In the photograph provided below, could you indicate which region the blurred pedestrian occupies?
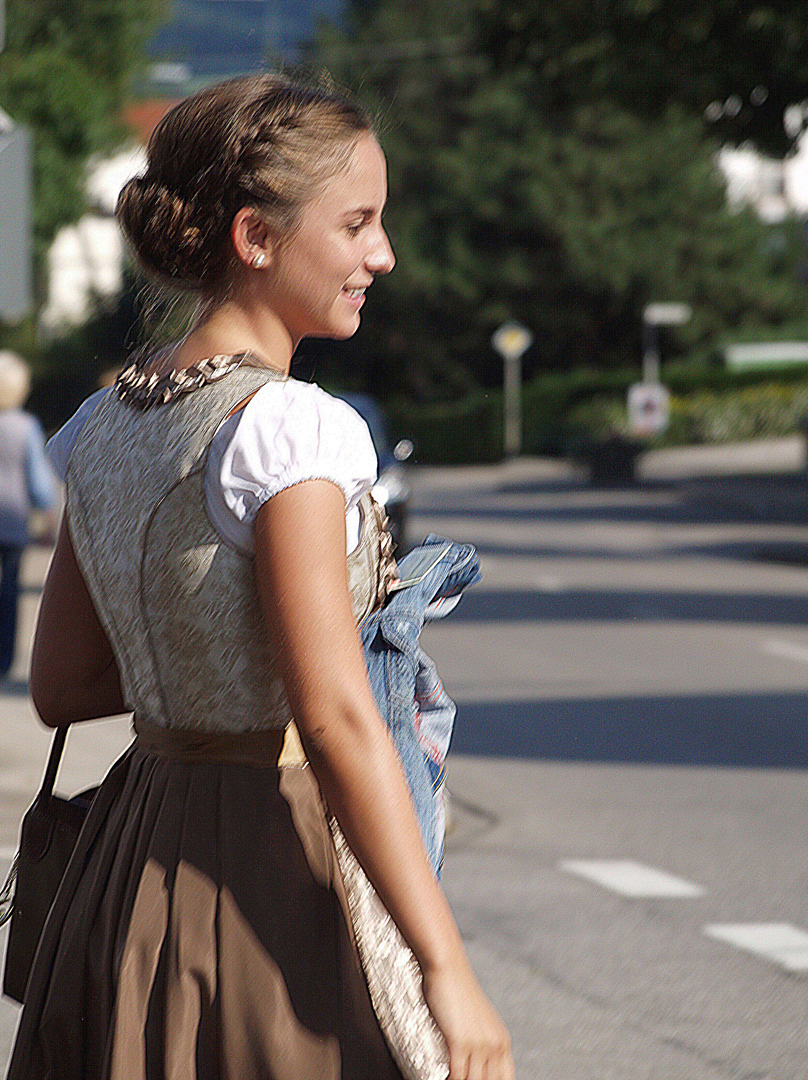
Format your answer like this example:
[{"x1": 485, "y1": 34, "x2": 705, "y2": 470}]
[
  {"x1": 0, "y1": 350, "x2": 57, "y2": 679},
  {"x1": 7, "y1": 75, "x2": 513, "y2": 1080}
]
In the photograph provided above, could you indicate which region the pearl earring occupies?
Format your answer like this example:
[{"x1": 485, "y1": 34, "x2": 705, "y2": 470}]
[{"x1": 252, "y1": 252, "x2": 266, "y2": 269}]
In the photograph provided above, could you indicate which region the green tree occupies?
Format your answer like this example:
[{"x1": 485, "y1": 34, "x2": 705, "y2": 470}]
[
  {"x1": 0, "y1": 0, "x2": 164, "y2": 260},
  {"x1": 475, "y1": 0, "x2": 808, "y2": 158},
  {"x1": 310, "y1": 0, "x2": 808, "y2": 401}
]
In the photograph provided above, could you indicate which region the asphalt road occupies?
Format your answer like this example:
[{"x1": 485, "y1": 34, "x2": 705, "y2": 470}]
[
  {"x1": 1, "y1": 440, "x2": 808, "y2": 1077},
  {"x1": 412, "y1": 447, "x2": 808, "y2": 1079}
]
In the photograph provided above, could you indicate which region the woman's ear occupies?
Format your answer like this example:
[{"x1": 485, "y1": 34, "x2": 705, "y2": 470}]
[{"x1": 231, "y1": 207, "x2": 272, "y2": 270}]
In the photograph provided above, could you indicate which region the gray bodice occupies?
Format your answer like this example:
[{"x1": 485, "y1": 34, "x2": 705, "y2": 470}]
[{"x1": 66, "y1": 368, "x2": 391, "y2": 732}]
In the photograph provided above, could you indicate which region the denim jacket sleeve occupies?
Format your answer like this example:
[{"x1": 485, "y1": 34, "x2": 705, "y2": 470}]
[{"x1": 360, "y1": 536, "x2": 481, "y2": 875}]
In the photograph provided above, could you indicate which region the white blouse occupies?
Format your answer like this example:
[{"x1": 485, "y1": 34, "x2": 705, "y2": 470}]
[{"x1": 47, "y1": 379, "x2": 378, "y2": 554}]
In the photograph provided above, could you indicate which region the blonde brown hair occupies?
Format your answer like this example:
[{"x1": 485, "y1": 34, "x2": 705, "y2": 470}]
[{"x1": 116, "y1": 74, "x2": 372, "y2": 296}]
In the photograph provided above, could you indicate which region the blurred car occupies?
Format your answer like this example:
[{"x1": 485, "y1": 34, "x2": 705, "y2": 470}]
[{"x1": 336, "y1": 392, "x2": 414, "y2": 551}]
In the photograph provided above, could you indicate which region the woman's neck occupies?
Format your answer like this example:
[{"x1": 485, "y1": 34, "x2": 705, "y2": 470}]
[{"x1": 169, "y1": 301, "x2": 295, "y2": 376}]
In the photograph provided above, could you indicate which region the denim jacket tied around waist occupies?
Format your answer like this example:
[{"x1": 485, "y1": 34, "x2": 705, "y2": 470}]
[{"x1": 360, "y1": 535, "x2": 481, "y2": 876}]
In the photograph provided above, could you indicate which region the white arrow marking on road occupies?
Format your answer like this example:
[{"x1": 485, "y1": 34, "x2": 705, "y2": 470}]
[
  {"x1": 762, "y1": 639, "x2": 808, "y2": 665},
  {"x1": 704, "y1": 923, "x2": 808, "y2": 972},
  {"x1": 560, "y1": 859, "x2": 705, "y2": 898}
]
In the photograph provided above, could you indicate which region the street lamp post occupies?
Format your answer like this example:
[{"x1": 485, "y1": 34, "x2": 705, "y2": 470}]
[{"x1": 492, "y1": 319, "x2": 534, "y2": 458}]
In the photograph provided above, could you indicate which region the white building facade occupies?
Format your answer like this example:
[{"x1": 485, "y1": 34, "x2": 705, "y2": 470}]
[
  {"x1": 40, "y1": 145, "x2": 146, "y2": 333},
  {"x1": 718, "y1": 129, "x2": 808, "y2": 224}
]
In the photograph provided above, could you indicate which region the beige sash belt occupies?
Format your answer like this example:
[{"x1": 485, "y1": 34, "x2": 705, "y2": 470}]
[{"x1": 134, "y1": 716, "x2": 307, "y2": 767}]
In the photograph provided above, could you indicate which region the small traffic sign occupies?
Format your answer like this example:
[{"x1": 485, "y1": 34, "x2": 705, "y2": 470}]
[{"x1": 627, "y1": 381, "x2": 670, "y2": 437}]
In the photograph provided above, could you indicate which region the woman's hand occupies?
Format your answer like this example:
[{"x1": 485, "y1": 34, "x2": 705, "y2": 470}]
[{"x1": 422, "y1": 960, "x2": 515, "y2": 1080}]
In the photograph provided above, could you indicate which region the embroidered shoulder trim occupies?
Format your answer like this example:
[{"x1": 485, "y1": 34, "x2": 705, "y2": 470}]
[{"x1": 115, "y1": 352, "x2": 262, "y2": 409}]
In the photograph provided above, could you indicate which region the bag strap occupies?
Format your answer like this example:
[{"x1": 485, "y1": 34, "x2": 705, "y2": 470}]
[{"x1": 40, "y1": 727, "x2": 67, "y2": 802}]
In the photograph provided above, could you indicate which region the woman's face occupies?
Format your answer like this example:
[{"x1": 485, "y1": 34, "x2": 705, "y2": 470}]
[{"x1": 265, "y1": 132, "x2": 395, "y2": 342}]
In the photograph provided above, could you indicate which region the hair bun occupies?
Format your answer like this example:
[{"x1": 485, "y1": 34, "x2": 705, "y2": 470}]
[{"x1": 116, "y1": 174, "x2": 226, "y2": 290}]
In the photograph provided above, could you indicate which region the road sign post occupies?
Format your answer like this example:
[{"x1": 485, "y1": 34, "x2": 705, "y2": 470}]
[
  {"x1": 492, "y1": 319, "x2": 534, "y2": 458},
  {"x1": 630, "y1": 302, "x2": 691, "y2": 438},
  {"x1": 641, "y1": 302, "x2": 691, "y2": 384}
]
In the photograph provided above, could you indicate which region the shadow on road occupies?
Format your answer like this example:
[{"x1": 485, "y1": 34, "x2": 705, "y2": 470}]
[
  {"x1": 493, "y1": 468, "x2": 808, "y2": 520},
  {"x1": 418, "y1": 491, "x2": 716, "y2": 527},
  {"x1": 417, "y1": 464, "x2": 808, "y2": 770},
  {"x1": 449, "y1": 587, "x2": 808, "y2": 625},
  {"x1": 470, "y1": 539, "x2": 781, "y2": 562},
  {"x1": 452, "y1": 691, "x2": 808, "y2": 768},
  {"x1": 0, "y1": 679, "x2": 29, "y2": 699},
  {"x1": 416, "y1": 470, "x2": 808, "y2": 528}
]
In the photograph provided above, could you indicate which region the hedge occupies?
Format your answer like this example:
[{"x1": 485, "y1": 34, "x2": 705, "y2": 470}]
[
  {"x1": 387, "y1": 390, "x2": 504, "y2": 464},
  {"x1": 568, "y1": 379, "x2": 808, "y2": 447},
  {"x1": 388, "y1": 360, "x2": 808, "y2": 464}
]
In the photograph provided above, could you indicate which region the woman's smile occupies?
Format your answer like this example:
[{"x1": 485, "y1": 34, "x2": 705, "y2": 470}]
[{"x1": 260, "y1": 132, "x2": 395, "y2": 343}]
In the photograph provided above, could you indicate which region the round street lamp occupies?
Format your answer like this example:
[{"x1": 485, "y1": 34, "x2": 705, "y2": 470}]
[{"x1": 492, "y1": 319, "x2": 534, "y2": 457}]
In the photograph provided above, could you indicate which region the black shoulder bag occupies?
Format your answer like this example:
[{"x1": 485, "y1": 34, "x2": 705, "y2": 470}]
[{"x1": 0, "y1": 728, "x2": 98, "y2": 1003}]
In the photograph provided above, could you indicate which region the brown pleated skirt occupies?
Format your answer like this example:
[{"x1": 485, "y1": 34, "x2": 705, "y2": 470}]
[{"x1": 6, "y1": 744, "x2": 405, "y2": 1080}]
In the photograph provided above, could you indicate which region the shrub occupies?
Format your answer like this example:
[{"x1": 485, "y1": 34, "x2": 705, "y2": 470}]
[
  {"x1": 387, "y1": 390, "x2": 503, "y2": 465},
  {"x1": 387, "y1": 360, "x2": 808, "y2": 464},
  {"x1": 566, "y1": 379, "x2": 808, "y2": 447}
]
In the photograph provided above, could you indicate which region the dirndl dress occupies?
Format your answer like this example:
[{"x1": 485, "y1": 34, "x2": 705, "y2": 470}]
[{"x1": 6, "y1": 361, "x2": 447, "y2": 1080}]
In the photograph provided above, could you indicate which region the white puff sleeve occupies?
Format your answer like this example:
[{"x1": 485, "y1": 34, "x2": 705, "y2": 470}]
[{"x1": 205, "y1": 379, "x2": 378, "y2": 554}]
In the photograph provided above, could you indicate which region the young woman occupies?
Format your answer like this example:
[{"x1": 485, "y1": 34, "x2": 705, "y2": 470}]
[{"x1": 7, "y1": 76, "x2": 514, "y2": 1080}]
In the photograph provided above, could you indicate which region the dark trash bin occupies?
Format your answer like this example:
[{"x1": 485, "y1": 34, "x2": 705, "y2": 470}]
[{"x1": 576, "y1": 435, "x2": 644, "y2": 486}]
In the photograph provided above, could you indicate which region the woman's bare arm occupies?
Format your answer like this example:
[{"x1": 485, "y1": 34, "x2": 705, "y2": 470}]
[
  {"x1": 254, "y1": 480, "x2": 513, "y2": 1080},
  {"x1": 30, "y1": 514, "x2": 125, "y2": 726}
]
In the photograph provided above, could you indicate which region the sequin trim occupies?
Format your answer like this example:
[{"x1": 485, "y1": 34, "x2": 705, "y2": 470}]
[{"x1": 115, "y1": 352, "x2": 272, "y2": 409}]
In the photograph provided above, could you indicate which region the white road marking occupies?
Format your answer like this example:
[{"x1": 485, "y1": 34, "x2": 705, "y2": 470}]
[
  {"x1": 704, "y1": 923, "x2": 808, "y2": 972},
  {"x1": 762, "y1": 639, "x2": 808, "y2": 666},
  {"x1": 559, "y1": 859, "x2": 705, "y2": 898},
  {"x1": 533, "y1": 575, "x2": 564, "y2": 592}
]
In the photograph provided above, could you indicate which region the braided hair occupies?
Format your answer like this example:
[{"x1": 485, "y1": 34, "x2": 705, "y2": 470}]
[{"x1": 116, "y1": 75, "x2": 372, "y2": 296}]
